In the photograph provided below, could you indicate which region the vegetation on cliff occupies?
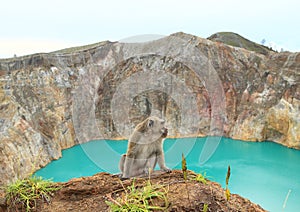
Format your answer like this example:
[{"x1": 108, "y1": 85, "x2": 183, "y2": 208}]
[
  {"x1": 207, "y1": 32, "x2": 273, "y2": 55},
  {"x1": 3, "y1": 176, "x2": 59, "y2": 211}
]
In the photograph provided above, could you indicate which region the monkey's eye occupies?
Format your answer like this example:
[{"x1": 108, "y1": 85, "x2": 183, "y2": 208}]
[{"x1": 148, "y1": 119, "x2": 154, "y2": 127}]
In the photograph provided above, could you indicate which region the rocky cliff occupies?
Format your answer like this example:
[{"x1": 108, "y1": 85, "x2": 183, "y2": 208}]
[{"x1": 0, "y1": 32, "x2": 299, "y2": 186}]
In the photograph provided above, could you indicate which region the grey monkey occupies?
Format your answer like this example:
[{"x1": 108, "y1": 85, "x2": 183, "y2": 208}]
[{"x1": 119, "y1": 116, "x2": 170, "y2": 179}]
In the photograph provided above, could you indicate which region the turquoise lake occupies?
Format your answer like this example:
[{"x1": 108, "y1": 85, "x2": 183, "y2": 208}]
[{"x1": 35, "y1": 137, "x2": 300, "y2": 212}]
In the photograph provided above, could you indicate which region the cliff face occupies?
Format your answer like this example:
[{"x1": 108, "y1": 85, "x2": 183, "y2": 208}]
[{"x1": 0, "y1": 33, "x2": 299, "y2": 185}]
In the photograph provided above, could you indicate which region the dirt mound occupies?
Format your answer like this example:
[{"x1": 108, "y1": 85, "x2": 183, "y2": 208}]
[
  {"x1": 1, "y1": 170, "x2": 266, "y2": 211},
  {"x1": 0, "y1": 170, "x2": 265, "y2": 212}
]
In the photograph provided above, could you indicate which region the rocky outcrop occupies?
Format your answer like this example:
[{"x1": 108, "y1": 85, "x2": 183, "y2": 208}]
[
  {"x1": 0, "y1": 171, "x2": 267, "y2": 211},
  {"x1": 0, "y1": 32, "x2": 299, "y2": 186}
]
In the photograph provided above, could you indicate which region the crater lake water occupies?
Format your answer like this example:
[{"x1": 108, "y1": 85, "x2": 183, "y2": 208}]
[{"x1": 34, "y1": 137, "x2": 300, "y2": 212}]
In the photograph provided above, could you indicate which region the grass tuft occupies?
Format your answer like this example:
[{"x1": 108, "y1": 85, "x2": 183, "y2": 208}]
[
  {"x1": 4, "y1": 175, "x2": 60, "y2": 211},
  {"x1": 202, "y1": 203, "x2": 209, "y2": 212},
  {"x1": 106, "y1": 179, "x2": 169, "y2": 211},
  {"x1": 194, "y1": 172, "x2": 208, "y2": 184}
]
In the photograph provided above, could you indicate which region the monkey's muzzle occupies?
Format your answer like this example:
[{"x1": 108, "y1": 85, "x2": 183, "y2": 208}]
[{"x1": 161, "y1": 127, "x2": 168, "y2": 138}]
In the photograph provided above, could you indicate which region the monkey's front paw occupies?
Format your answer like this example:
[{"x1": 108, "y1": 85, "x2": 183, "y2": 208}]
[
  {"x1": 119, "y1": 174, "x2": 130, "y2": 180},
  {"x1": 162, "y1": 167, "x2": 172, "y2": 173},
  {"x1": 114, "y1": 173, "x2": 123, "y2": 178},
  {"x1": 120, "y1": 177, "x2": 129, "y2": 181}
]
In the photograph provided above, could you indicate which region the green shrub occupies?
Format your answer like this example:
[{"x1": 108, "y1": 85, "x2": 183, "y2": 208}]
[{"x1": 4, "y1": 175, "x2": 60, "y2": 211}]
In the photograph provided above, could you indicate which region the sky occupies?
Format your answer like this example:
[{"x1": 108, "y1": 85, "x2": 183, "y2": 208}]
[{"x1": 1, "y1": 0, "x2": 299, "y2": 58}]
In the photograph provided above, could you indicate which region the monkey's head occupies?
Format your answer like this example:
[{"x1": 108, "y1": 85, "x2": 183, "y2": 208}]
[
  {"x1": 146, "y1": 116, "x2": 168, "y2": 137},
  {"x1": 134, "y1": 116, "x2": 168, "y2": 144}
]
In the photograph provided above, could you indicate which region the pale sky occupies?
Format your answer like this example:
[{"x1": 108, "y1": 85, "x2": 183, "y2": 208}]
[{"x1": 1, "y1": 0, "x2": 299, "y2": 58}]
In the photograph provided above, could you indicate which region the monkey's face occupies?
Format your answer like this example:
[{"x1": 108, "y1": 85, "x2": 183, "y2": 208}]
[{"x1": 147, "y1": 116, "x2": 168, "y2": 137}]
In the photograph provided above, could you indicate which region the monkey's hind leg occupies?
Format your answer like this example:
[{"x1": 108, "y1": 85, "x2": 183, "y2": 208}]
[
  {"x1": 115, "y1": 154, "x2": 126, "y2": 178},
  {"x1": 122, "y1": 156, "x2": 136, "y2": 179}
]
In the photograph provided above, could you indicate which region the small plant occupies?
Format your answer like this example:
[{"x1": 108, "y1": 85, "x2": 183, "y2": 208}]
[
  {"x1": 194, "y1": 172, "x2": 207, "y2": 184},
  {"x1": 182, "y1": 153, "x2": 187, "y2": 180},
  {"x1": 106, "y1": 179, "x2": 169, "y2": 211},
  {"x1": 202, "y1": 203, "x2": 209, "y2": 212},
  {"x1": 5, "y1": 175, "x2": 60, "y2": 211},
  {"x1": 225, "y1": 165, "x2": 231, "y2": 201}
]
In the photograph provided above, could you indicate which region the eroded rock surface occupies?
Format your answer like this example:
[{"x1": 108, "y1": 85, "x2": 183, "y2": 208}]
[{"x1": 0, "y1": 32, "x2": 299, "y2": 185}]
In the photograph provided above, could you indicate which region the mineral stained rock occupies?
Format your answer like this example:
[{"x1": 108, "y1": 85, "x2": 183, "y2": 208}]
[{"x1": 0, "y1": 32, "x2": 299, "y2": 185}]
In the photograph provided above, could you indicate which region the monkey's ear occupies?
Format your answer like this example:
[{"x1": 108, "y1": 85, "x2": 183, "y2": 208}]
[{"x1": 148, "y1": 119, "x2": 154, "y2": 128}]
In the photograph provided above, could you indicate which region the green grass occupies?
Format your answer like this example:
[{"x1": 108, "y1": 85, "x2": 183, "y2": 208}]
[
  {"x1": 193, "y1": 172, "x2": 208, "y2": 184},
  {"x1": 106, "y1": 179, "x2": 169, "y2": 211},
  {"x1": 202, "y1": 203, "x2": 209, "y2": 212},
  {"x1": 208, "y1": 32, "x2": 273, "y2": 55},
  {"x1": 4, "y1": 175, "x2": 60, "y2": 212}
]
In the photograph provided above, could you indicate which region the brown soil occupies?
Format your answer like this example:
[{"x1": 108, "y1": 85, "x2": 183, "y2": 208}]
[{"x1": 1, "y1": 170, "x2": 266, "y2": 212}]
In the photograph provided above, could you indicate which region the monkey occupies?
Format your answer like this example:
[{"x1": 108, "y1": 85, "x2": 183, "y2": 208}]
[{"x1": 119, "y1": 116, "x2": 171, "y2": 179}]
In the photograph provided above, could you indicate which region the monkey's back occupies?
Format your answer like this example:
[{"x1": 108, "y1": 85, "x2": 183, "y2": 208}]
[{"x1": 126, "y1": 137, "x2": 163, "y2": 159}]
